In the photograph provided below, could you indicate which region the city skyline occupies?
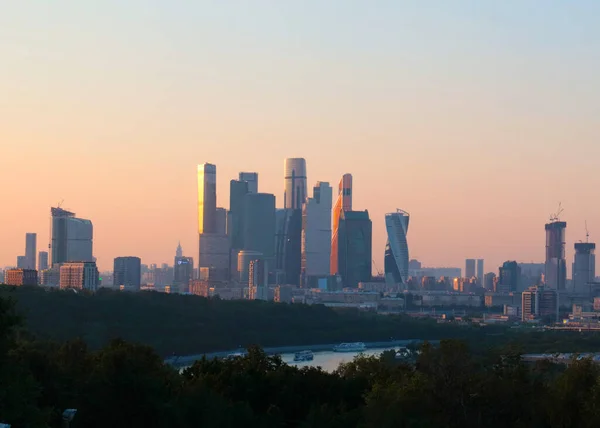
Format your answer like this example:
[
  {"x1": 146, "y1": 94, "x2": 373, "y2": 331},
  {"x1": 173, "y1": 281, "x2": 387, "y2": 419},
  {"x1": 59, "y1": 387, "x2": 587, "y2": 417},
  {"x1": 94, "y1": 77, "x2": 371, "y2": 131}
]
[{"x1": 3, "y1": 2, "x2": 600, "y2": 272}]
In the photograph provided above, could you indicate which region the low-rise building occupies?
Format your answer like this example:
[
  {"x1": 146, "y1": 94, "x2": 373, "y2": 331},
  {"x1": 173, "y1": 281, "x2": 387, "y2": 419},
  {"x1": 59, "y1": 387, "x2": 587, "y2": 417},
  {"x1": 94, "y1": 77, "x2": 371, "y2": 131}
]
[{"x1": 5, "y1": 269, "x2": 37, "y2": 286}]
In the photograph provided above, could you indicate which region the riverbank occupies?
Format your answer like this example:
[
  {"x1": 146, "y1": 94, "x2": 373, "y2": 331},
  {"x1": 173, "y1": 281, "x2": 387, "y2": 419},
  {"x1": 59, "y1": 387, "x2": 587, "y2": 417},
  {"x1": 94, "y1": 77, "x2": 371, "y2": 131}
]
[{"x1": 165, "y1": 339, "x2": 439, "y2": 368}]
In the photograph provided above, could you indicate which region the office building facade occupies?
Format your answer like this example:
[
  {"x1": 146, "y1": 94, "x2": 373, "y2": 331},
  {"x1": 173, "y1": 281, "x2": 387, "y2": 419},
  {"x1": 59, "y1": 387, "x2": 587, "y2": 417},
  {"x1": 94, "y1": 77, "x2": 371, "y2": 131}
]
[
  {"x1": 545, "y1": 221, "x2": 567, "y2": 290},
  {"x1": 50, "y1": 207, "x2": 93, "y2": 266},
  {"x1": 25, "y1": 233, "x2": 37, "y2": 270},
  {"x1": 476, "y1": 259, "x2": 484, "y2": 281},
  {"x1": 60, "y1": 262, "x2": 99, "y2": 291},
  {"x1": 249, "y1": 259, "x2": 269, "y2": 301},
  {"x1": 573, "y1": 242, "x2": 596, "y2": 294},
  {"x1": 301, "y1": 182, "x2": 333, "y2": 283},
  {"x1": 330, "y1": 174, "x2": 352, "y2": 276},
  {"x1": 522, "y1": 286, "x2": 557, "y2": 321},
  {"x1": 284, "y1": 158, "x2": 307, "y2": 209},
  {"x1": 38, "y1": 251, "x2": 49, "y2": 271},
  {"x1": 384, "y1": 209, "x2": 410, "y2": 285},
  {"x1": 337, "y1": 210, "x2": 372, "y2": 288},
  {"x1": 174, "y1": 256, "x2": 194, "y2": 292},
  {"x1": 465, "y1": 259, "x2": 476, "y2": 279},
  {"x1": 239, "y1": 172, "x2": 258, "y2": 194},
  {"x1": 5, "y1": 269, "x2": 38, "y2": 286},
  {"x1": 113, "y1": 256, "x2": 142, "y2": 291},
  {"x1": 243, "y1": 193, "x2": 276, "y2": 262},
  {"x1": 17, "y1": 256, "x2": 27, "y2": 269},
  {"x1": 497, "y1": 261, "x2": 521, "y2": 293},
  {"x1": 229, "y1": 179, "x2": 249, "y2": 250}
]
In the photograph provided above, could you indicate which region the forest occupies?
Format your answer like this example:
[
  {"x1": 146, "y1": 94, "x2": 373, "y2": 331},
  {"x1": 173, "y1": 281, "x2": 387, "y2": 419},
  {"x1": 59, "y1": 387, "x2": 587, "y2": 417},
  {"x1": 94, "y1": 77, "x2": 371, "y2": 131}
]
[
  {"x1": 3, "y1": 292, "x2": 600, "y2": 427},
  {"x1": 2, "y1": 285, "x2": 600, "y2": 359}
]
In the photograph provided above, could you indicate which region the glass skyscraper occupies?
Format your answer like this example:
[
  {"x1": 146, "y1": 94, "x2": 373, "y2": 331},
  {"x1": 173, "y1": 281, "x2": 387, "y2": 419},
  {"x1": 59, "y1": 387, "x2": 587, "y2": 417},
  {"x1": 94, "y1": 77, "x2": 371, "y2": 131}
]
[
  {"x1": 284, "y1": 158, "x2": 307, "y2": 209},
  {"x1": 243, "y1": 193, "x2": 276, "y2": 263},
  {"x1": 337, "y1": 210, "x2": 372, "y2": 287},
  {"x1": 384, "y1": 209, "x2": 410, "y2": 285},
  {"x1": 197, "y1": 163, "x2": 217, "y2": 234},
  {"x1": 330, "y1": 174, "x2": 352, "y2": 276},
  {"x1": 50, "y1": 207, "x2": 93, "y2": 266},
  {"x1": 545, "y1": 221, "x2": 567, "y2": 290}
]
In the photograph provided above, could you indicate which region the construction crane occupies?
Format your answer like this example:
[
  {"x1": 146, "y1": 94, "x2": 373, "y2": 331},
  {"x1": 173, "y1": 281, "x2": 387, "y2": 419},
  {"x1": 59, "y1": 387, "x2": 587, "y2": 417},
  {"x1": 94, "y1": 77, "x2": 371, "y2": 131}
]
[
  {"x1": 372, "y1": 260, "x2": 383, "y2": 277},
  {"x1": 549, "y1": 202, "x2": 564, "y2": 223},
  {"x1": 586, "y1": 220, "x2": 590, "y2": 243}
]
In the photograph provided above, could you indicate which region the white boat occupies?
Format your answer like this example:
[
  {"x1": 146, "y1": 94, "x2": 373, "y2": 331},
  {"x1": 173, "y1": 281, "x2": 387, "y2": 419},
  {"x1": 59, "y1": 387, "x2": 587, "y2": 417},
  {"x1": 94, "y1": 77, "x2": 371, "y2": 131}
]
[
  {"x1": 333, "y1": 342, "x2": 367, "y2": 352},
  {"x1": 294, "y1": 350, "x2": 314, "y2": 362}
]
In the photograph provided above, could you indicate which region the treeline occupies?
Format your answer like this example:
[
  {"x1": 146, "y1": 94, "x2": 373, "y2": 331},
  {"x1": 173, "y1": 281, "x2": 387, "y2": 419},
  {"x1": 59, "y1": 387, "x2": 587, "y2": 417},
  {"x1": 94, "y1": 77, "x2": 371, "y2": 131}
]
[
  {"x1": 0, "y1": 285, "x2": 502, "y2": 357},
  {"x1": 3, "y1": 293, "x2": 600, "y2": 427}
]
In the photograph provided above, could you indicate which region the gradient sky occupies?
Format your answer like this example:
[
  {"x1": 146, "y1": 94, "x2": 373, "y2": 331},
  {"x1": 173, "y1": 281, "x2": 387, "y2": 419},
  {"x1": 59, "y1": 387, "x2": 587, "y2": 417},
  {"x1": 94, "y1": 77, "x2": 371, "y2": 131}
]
[{"x1": 2, "y1": 1, "x2": 600, "y2": 274}]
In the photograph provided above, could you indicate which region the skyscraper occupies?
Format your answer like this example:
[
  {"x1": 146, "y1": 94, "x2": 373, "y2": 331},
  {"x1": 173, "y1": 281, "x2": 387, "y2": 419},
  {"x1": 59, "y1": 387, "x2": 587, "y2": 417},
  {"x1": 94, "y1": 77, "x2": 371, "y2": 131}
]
[
  {"x1": 337, "y1": 210, "x2": 372, "y2": 287},
  {"x1": 330, "y1": 174, "x2": 352, "y2": 276},
  {"x1": 476, "y1": 259, "x2": 484, "y2": 281},
  {"x1": 497, "y1": 261, "x2": 521, "y2": 293},
  {"x1": 176, "y1": 242, "x2": 183, "y2": 258},
  {"x1": 239, "y1": 172, "x2": 258, "y2": 194},
  {"x1": 229, "y1": 179, "x2": 249, "y2": 250},
  {"x1": 573, "y1": 242, "x2": 595, "y2": 294},
  {"x1": 50, "y1": 207, "x2": 93, "y2": 266},
  {"x1": 301, "y1": 182, "x2": 333, "y2": 284},
  {"x1": 17, "y1": 256, "x2": 27, "y2": 269},
  {"x1": 243, "y1": 193, "x2": 276, "y2": 264},
  {"x1": 384, "y1": 209, "x2": 410, "y2": 285},
  {"x1": 174, "y1": 257, "x2": 194, "y2": 292},
  {"x1": 25, "y1": 233, "x2": 36, "y2": 270},
  {"x1": 38, "y1": 251, "x2": 48, "y2": 271},
  {"x1": 284, "y1": 158, "x2": 307, "y2": 209},
  {"x1": 545, "y1": 221, "x2": 567, "y2": 290},
  {"x1": 197, "y1": 163, "x2": 217, "y2": 234},
  {"x1": 198, "y1": 164, "x2": 228, "y2": 274},
  {"x1": 216, "y1": 207, "x2": 227, "y2": 235},
  {"x1": 465, "y1": 259, "x2": 476, "y2": 279},
  {"x1": 113, "y1": 257, "x2": 141, "y2": 291}
]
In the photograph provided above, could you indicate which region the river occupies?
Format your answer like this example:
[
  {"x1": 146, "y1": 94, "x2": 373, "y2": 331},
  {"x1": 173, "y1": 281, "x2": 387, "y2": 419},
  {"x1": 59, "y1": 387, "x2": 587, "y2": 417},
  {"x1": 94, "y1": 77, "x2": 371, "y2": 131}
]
[{"x1": 279, "y1": 347, "x2": 394, "y2": 372}]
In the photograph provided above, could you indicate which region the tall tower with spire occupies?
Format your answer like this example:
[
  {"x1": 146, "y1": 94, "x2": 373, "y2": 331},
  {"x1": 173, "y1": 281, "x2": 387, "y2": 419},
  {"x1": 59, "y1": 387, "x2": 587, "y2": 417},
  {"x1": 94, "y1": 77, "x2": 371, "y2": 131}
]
[{"x1": 176, "y1": 242, "x2": 183, "y2": 258}]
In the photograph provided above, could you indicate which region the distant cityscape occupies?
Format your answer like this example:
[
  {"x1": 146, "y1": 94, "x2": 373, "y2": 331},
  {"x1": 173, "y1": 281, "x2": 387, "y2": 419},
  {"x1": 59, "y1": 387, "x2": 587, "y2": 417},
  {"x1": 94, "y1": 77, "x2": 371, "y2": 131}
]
[{"x1": 2, "y1": 158, "x2": 599, "y2": 326}]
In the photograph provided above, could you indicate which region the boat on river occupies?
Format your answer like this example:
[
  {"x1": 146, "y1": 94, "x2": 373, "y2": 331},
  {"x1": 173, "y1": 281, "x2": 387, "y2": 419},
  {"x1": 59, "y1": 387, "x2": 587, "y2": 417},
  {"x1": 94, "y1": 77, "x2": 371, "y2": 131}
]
[
  {"x1": 294, "y1": 350, "x2": 314, "y2": 362},
  {"x1": 333, "y1": 342, "x2": 367, "y2": 352}
]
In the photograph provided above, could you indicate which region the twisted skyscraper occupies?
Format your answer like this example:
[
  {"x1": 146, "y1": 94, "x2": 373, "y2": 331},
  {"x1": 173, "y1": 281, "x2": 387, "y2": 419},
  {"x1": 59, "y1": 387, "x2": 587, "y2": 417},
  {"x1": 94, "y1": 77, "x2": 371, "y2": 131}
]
[{"x1": 384, "y1": 209, "x2": 410, "y2": 285}]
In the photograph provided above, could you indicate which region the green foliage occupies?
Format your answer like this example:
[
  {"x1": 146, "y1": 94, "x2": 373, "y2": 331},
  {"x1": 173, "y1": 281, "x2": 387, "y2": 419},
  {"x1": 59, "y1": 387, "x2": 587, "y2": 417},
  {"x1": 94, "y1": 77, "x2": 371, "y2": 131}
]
[{"x1": 7, "y1": 290, "x2": 600, "y2": 426}]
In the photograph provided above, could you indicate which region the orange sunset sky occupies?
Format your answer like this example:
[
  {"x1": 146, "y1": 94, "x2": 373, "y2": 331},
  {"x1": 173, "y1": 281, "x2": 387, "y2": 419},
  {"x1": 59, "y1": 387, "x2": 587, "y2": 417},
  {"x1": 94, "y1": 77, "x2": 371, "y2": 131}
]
[{"x1": 2, "y1": 1, "x2": 600, "y2": 274}]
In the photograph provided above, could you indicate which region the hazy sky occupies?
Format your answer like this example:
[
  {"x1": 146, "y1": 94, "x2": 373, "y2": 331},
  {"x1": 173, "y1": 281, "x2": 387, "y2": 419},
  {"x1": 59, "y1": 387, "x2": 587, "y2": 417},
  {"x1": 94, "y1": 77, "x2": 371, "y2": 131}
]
[{"x1": 2, "y1": 1, "x2": 599, "y2": 274}]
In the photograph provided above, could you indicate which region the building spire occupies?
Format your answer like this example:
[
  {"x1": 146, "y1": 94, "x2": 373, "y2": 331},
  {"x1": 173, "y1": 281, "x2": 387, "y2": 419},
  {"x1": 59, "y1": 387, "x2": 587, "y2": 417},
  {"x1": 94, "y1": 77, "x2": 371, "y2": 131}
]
[{"x1": 176, "y1": 241, "x2": 183, "y2": 258}]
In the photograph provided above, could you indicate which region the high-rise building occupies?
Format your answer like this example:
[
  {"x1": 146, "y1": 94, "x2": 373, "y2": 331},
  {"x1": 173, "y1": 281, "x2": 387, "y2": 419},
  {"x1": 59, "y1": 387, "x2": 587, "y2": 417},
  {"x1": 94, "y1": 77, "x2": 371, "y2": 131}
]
[
  {"x1": 60, "y1": 262, "x2": 99, "y2": 291},
  {"x1": 476, "y1": 259, "x2": 484, "y2": 281},
  {"x1": 301, "y1": 182, "x2": 332, "y2": 284},
  {"x1": 40, "y1": 266, "x2": 60, "y2": 287},
  {"x1": 176, "y1": 242, "x2": 183, "y2": 258},
  {"x1": 545, "y1": 221, "x2": 567, "y2": 290},
  {"x1": 483, "y1": 272, "x2": 496, "y2": 291},
  {"x1": 239, "y1": 172, "x2": 258, "y2": 194},
  {"x1": 216, "y1": 207, "x2": 227, "y2": 235},
  {"x1": 50, "y1": 207, "x2": 93, "y2": 266},
  {"x1": 16, "y1": 256, "x2": 27, "y2": 269},
  {"x1": 230, "y1": 180, "x2": 249, "y2": 250},
  {"x1": 497, "y1": 261, "x2": 521, "y2": 293},
  {"x1": 198, "y1": 163, "x2": 217, "y2": 234},
  {"x1": 330, "y1": 174, "x2": 352, "y2": 276},
  {"x1": 25, "y1": 233, "x2": 37, "y2": 270},
  {"x1": 197, "y1": 163, "x2": 228, "y2": 275},
  {"x1": 522, "y1": 285, "x2": 557, "y2": 321},
  {"x1": 249, "y1": 259, "x2": 269, "y2": 300},
  {"x1": 38, "y1": 251, "x2": 49, "y2": 271},
  {"x1": 384, "y1": 209, "x2": 410, "y2": 285},
  {"x1": 573, "y1": 242, "x2": 596, "y2": 294},
  {"x1": 465, "y1": 259, "x2": 476, "y2": 279},
  {"x1": 174, "y1": 257, "x2": 194, "y2": 293},
  {"x1": 337, "y1": 210, "x2": 372, "y2": 288},
  {"x1": 243, "y1": 193, "x2": 276, "y2": 263},
  {"x1": 113, "y1": 257, "x2": 141, "y2": 291},
  {"x1": 284, "y1": 158, "x2": 307, "y2": 209},
  {"x1": 237, "y1": 250, "x2": 263, "y2": 284}
]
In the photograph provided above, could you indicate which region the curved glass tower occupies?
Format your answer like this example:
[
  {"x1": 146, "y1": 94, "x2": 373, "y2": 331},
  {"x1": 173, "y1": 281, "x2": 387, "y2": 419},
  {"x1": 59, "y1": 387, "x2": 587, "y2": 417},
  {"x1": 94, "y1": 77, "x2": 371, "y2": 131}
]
[
  {"x1": 284, "y1": 158, "x2": 307, "y2": 209},
  {"x1": 384, "y1": 209, "x2": 410, "y2": 284}
]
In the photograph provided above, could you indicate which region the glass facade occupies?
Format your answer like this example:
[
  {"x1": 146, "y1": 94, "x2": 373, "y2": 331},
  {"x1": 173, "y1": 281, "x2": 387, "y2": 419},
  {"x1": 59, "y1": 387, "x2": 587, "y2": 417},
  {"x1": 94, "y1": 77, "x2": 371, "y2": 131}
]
[
  {"x1": 338, "y1": 210, "x2": 372, "y2": 287},
  {"x1": 545, "y1": 221, "x2": 567, "y2": 290},
  {"x1": 197, "y1": 163, "x2": 217, "y2": 234},
  {"x1": 330, "y1": 174, "x2": 352, "y2": 275},
  {"x1": 384, "y1": 210, "x2": 410, "y2": 285}
]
